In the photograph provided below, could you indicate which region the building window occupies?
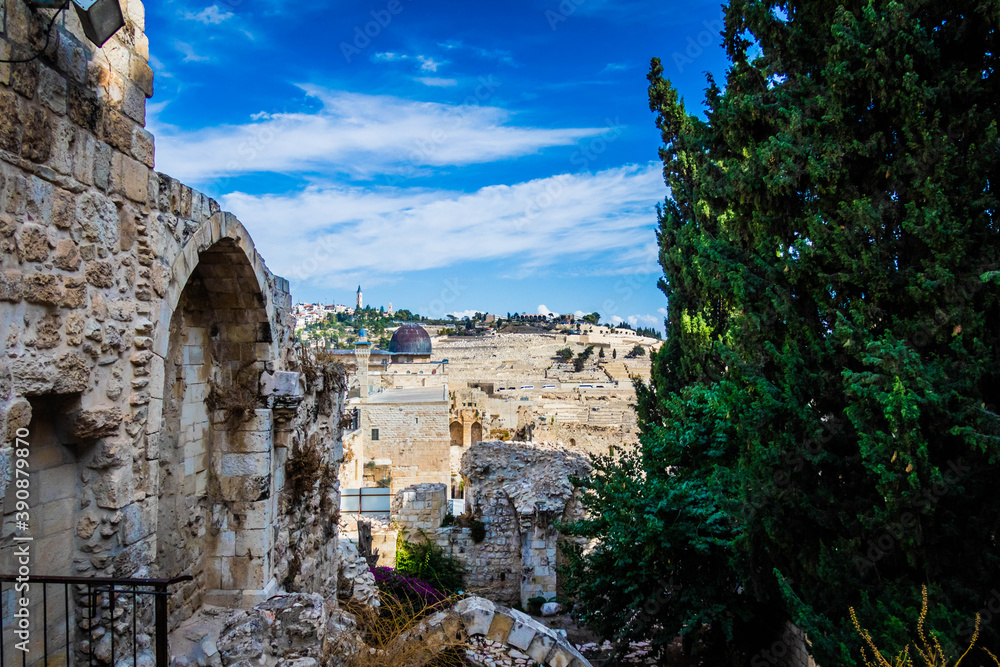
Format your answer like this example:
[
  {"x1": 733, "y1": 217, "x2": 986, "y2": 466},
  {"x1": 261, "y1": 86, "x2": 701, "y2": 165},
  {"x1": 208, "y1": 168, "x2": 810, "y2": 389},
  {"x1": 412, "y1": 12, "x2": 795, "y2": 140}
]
[
  {"x1": 415, "y1": 417, "x2": 419, "y2": 425},
  {"x1": 371, "y1": 428, "x2": 379, "y2": 441}
]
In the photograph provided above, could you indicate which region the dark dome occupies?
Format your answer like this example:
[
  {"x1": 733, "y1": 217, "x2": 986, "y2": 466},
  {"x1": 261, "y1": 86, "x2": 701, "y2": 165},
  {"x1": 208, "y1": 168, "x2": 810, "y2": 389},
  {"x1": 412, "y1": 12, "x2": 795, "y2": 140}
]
[{"x1": 389, "y1": 324, "x2": 432, "y2": 355}]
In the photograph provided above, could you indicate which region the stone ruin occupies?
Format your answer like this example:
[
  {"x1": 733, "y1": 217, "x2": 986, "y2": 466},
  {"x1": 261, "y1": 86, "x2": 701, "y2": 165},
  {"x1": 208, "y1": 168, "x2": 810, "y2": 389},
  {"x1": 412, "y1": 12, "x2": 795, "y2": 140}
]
[
  {"x1": 0, "y1": 0, "x2": 346, "y2": 663},
  {"x1": 390, "y1": 441, "x2": 592, "y2": 609}
]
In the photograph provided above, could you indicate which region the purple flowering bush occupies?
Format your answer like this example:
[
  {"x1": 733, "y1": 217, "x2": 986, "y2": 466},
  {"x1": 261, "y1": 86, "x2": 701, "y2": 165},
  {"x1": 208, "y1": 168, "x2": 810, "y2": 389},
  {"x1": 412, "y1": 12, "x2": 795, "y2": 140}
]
[{"x1": 372, "y1": 566, "x2": 446, "y2": 607}]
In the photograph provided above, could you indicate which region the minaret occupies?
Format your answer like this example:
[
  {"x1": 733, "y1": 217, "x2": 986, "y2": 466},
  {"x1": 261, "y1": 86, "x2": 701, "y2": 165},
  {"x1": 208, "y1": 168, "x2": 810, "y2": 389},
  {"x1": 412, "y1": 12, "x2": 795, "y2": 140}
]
[
  {"x1": 387, "y1": 301, "x2": 394, "y2": 316},
  {"x1": 354, "y1": 328, "x2": 371, "y2": 398},
  {"x1": 356, "y1": 285, "x2": 363, "y2": 310}
]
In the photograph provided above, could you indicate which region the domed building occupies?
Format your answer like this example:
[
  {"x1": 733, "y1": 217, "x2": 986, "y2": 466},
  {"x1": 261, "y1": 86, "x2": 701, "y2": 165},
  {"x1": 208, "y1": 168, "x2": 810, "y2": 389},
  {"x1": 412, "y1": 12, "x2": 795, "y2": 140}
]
[{"x1": 388, "y1": 324, "x2": 432, "y2": 361}]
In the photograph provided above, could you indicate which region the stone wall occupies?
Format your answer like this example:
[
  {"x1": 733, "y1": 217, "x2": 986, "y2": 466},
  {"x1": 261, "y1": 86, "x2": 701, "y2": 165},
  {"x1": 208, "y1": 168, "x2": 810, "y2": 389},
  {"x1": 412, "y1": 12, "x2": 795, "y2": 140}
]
[
  {"x1": 392, "y1": 481, "x2": 447, "y2": 531},
  {"x1": 0, "y1": 1, "x2": 346, "y2": 663},
  {"x1": 461, "y1": 441, "x2": 591, "y2": 607},
  {"x1": 365, "y1": 395, "x2": 449, "y2": 494}
]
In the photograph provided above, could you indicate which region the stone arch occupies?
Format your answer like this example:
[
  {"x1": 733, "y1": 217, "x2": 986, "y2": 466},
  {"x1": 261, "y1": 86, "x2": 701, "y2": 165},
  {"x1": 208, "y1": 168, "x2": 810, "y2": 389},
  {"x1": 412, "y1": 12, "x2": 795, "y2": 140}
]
[
  {"x1": 449, "y1": 421, "x2": 463, "y2": 448},
  {"x1": 417, "y1": 597, "x2": 593, "y2": 666},
  {"x1": 471, "y1": 421, "x2": 483, "y2": 447},
  {"x1": 156, "y1": 222, "x2": 278, "y2": 627}
]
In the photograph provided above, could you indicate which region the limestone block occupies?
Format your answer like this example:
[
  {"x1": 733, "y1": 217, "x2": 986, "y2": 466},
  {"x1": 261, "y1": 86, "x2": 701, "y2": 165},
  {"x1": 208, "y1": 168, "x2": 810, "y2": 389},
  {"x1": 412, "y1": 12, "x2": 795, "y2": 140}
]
[
  {"x1": 235, "y1": 528, "x2": 269, "y2": 559},
  {"x1": 23, "y1": 273, "x2": 62, "y2": 305},
  {"x1": 526, "y1": 632, "x2": 556, "y2": 664},
  {"x1": 52, "y1": 238, "x2": 80, "y2": 270},
  {"x1": 94, "y1": 464, "x2": 134, "y2": 509},
  {"x1": 0, "y1": 270, "x2": 23, "y2": 302},
  {"x1": 506, "y1": 618, "x2": 538, "y2": 651},
  {"x1": 121, "y1": 499, "x2": 155, "y2": 545},
  {"x1": 85, "y1": 260, "x2": 114, "y2": 288},
  {"x1": 260, "y1": 370, "x2": 302, "y2": 397},
  {"x1": 69, "y1": 407, "x2": 123, "y2": 439},
  {"x1": 220, "y1": 453, "x2": 269, "y2": 478},
  {"x1": 20, "y1": 224, "x2": 51, "y2": 262},
  {"x1": 77, "y1": 190, "x2": 119, "y2": 248},
  {"x1": 456, "y1": 596, "x2": 496, "y2": 637},
  {"x1": 215, "y1": 530, "x2": 236, "y2": 557},
  {"x1": 486, "y1": 612, "x2": 515, "y2": 644},
  {"x1": 37, "y1": 67, "x2": 67, "y2": 114}
]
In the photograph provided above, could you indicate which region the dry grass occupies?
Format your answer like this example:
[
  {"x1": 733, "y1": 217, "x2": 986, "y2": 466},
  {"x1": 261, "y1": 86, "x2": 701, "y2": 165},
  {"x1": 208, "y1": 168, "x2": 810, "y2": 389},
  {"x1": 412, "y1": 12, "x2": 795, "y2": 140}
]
[
  {"x1": 850, "y1": 587, "x2": 1000, "y2": 667},
  {"x1": 336, "y1": 591, "x2": 471, "y2": 667}
]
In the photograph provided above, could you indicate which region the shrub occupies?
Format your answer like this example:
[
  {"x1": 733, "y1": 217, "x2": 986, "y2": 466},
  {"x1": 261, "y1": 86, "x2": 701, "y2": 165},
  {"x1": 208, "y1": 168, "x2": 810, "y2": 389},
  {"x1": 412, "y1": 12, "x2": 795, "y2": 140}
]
[
  {"x1": 372, "y1": 566, "x2": 445, "y2": 607},
  {"x1": 453, "y1": 513, "x2": 487, "y2": 543},
  {"x1": 395, "y1": 535, "x2": 464, "y2": 594}
]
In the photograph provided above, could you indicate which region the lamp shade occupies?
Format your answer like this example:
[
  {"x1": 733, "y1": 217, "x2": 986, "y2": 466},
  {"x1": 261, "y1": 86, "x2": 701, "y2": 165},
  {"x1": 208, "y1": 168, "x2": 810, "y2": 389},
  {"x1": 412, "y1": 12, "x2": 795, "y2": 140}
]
[{"x1": 71, "y1": 0, "x2": 124, "y2": 47}]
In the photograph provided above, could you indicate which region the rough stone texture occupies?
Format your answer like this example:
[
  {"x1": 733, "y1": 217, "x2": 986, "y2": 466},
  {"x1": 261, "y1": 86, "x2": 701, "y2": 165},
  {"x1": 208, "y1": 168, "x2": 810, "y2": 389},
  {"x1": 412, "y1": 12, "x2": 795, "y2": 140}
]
[
  {"x1": 460, "y1": 441, "x2": 591, "y2": 607},
  {"x1": 336, "y1": 539, "x2": 380, "y2": 609},
  {"x1": 392, "y1": 482, "x2": 448, "y2": 531},
  {"x1": 0, "y1": 4, "x2": 347, "y2": 666}
]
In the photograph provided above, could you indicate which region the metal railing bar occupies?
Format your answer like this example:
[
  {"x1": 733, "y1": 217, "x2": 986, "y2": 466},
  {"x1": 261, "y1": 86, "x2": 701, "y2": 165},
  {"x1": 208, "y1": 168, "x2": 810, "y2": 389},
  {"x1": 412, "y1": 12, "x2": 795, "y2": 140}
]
[
  {"x1": 133, "y1": 590, "x2": 138, "y2": 667},
  {"x1": 110, "y1": 583, "x2": 116, "y2": 667},
  {"x1": 43, "y1": 583, "x2": 48, "y2": 667},
  {"x1": 0, "y1": 575, "x2": 193, "y2": 586},
  {"x1": 89, "y1": 586, "x2": 95, "y2": 667},
  {"x1": 64, "y1": 585, "x2": 70, "y2": 667}
]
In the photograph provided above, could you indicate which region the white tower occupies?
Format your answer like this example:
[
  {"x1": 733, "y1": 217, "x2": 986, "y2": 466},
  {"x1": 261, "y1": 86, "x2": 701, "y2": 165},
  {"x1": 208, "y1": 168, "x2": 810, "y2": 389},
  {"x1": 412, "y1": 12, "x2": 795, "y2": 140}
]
[
  {"x1": 356, "y1": 285, "x2": 363, "y2": 310},
  {"x1": 354, "y1": 328, "x2": 371, "y2": 397}
]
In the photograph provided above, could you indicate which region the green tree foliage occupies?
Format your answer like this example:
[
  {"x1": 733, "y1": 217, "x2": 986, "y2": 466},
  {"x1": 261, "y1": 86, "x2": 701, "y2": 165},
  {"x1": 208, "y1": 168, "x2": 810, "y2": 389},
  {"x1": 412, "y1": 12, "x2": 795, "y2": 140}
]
[
  {"x1": 583, "y1": 312, "x2": 601, "y2": 325},
  {"x1": 556, "y1": 347, "x2": 574, "y2": 362},
  {"x1": 625, "y1": 344, "x2": 646, "y2": 358},
  {"x1": 563, "y1": 1, "x2": 1000, "y2": 665}
]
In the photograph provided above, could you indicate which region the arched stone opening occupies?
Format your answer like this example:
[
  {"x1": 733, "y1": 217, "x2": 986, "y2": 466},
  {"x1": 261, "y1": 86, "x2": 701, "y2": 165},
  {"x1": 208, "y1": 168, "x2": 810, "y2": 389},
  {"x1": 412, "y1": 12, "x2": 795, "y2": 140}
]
[
  {"x1": 449, "y1": 421, "x2": 462, "y2": 448},
  {"x1": 157, "y1": 237, "x2": 275, "y2": 627},
  {"x1": 471, "y1": 422, "x2": 483, "y2": 447}
]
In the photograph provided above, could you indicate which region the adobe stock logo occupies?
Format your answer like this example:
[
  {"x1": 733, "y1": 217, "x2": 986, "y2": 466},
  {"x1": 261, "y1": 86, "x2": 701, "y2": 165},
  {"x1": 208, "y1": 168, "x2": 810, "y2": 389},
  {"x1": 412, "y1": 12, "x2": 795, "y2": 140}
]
[{"x1": 339, "y1": 0, "x2": 416, "y2": 63}]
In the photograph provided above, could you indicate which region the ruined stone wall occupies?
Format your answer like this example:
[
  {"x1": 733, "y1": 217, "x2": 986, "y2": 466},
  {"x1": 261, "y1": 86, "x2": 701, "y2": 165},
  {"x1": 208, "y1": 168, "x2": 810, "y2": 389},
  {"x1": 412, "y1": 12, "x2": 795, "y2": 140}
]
[
  {"x1": 392, "y1": 482, "x2": 447, "y2": 531},
  {"x1": 459, "y1": 441, "x2": 591, "y2": 607},
  {"x1": 0, "y1": 1, "x2": 345, "y2": 661},
  {"x1": 366, "y1": 401, "x2": 449, "y2": 494}
]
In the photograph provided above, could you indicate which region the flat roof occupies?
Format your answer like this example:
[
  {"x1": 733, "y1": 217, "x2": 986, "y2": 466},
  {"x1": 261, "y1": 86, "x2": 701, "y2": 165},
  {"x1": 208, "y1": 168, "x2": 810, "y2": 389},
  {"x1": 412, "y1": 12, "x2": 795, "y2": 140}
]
[{"x1": 366, "y1": 387, "x2": 447, "y2": 404}]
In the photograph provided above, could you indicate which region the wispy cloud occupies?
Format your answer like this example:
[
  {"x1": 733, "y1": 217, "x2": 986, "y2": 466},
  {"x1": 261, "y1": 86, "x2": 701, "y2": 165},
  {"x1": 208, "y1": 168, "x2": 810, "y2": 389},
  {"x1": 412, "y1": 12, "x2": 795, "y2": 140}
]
[
  {"x1": 219, "y1": 164, "x2": 663, "y2": 287},
  {"x1": 415, "y1": 77, "x2": 458, "y2": 87},
  {"x1": 184, "y1": 5, "x2": 233, "y2": 24},
  {"x1": 373, "y1": 52, "x2": 445, "y2": 72},
  {"x1": 373, "y1": 52, "x2": 408, "y2": 63},
  {"x1": 174, "y1": 41, "x2": 210, "y2": 63},
  {"x1": 437, "y1": 40, "x2": 518, "y2": 66},
  {"x1": 601, "y1": 62, "x2": 629, "y2": 73},
  {"x1": 152, "y1": 86, "x2": 606, "y2": 182},
  {"x1": 416, "y1": 55, "x2": 443, "y2": 72}
]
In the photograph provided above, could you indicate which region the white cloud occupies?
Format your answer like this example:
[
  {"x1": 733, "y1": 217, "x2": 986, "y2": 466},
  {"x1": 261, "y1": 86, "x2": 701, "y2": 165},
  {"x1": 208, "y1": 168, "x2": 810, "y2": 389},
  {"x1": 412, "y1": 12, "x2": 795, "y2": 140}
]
[
  {"x1": 152, "y1": 87, "x2": 606, "y2": 182},
  {"x1": 601, "y1": 62, "x2": 629, "y2": 73},
  {"x1": 373, "y1": 53, "x2": 446, "y2": 72},
  {"x1": 373, "y1": 52, "x2": 408, "y2": 63},
  {"x1": 184, "y1": 5, "x2": 234, "y2": 24},
  {"x1": 219, "y1": 163, "x2": 663, "y2": 288},
  {"x1": 537, "y1": 305, "x2": 556, "y2": 316},
  {"x1": 174, "y1": 41, "x2": 210, "y2": 63},
  {"x1": 415, "y1": 77, "x2": 458, "y2": 87}
]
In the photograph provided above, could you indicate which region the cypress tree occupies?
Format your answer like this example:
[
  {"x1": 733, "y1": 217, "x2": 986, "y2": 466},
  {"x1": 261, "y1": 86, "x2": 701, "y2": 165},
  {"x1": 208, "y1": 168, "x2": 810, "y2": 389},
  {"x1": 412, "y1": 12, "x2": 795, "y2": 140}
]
[{"x1": 563, "y1": 1, "x2": 1000, "y2": 664}]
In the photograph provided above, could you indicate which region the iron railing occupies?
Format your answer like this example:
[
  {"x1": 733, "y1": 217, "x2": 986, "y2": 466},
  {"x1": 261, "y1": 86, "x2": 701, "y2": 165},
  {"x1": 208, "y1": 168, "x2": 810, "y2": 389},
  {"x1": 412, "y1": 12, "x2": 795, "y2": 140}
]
[{"x1": 0, "y1": 574, "x2": 192, "y2": 667}]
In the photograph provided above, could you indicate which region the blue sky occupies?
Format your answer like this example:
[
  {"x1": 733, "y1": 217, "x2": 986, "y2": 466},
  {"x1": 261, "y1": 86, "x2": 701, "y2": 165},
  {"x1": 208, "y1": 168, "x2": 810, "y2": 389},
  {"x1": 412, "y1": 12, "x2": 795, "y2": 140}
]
[{"x1": 145, "y1": 0, "x2": 730, "y2": 330}]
